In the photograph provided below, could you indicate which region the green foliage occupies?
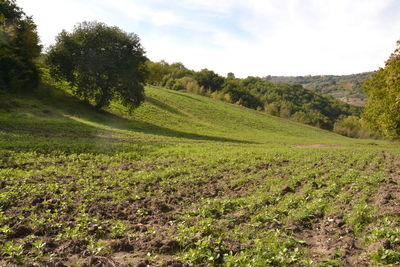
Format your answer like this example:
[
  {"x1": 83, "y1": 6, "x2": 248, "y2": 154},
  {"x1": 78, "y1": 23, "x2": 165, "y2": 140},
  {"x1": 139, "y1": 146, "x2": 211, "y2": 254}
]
[
  {"x1": 0, "y1": 192, "x2": 12, "y2": 211},
  {"x1": 146, "y1": 61, "x2": 194, "y2": 88},
  {"x1": 264, "y1": 102, "x2": 280, "y2": 116},
  {"x1": 145, "y1": 60, "x2": 167, "y2": 85},
  {"x1": 0, "y1": 0, "x2": 41, "y2": 92},
  {"x1": 182, "y1": 236, "x2": 227, "y2": 265},
  {"x1": 333, "y1": 116, "x2": 362, "y2": 138},
  {"x1": 362, "y1": 40, "x2": 400, "y2": 138},
  {"x1": 367, "y1": 224, "x2": 400, "y2": 265},
  {"x1": 194, "y1": 68, "x2": 224, "y2": 92},
  {"x1": 370, "y1": 247, "x2": 400, "y2": 265},
  {"x1": 172, "y1": 76, "x2": 203, "y2": 93},
  {"x1": 346, "y1": 202, "x2": 373, "y2": 234},
  {"x1": 236, "y1": 76, "x2": 358, "y2": 129},
  {"x1": 46, "y1": 21, "x2": 147, "y2": 110},
  {"x1": 218, "y1": 78, "x2": 263, "y2": 109},
  {"x1": 1, "y1": 241, "x2": 24, "y2": 264},
  {"x1": 333, "y1": 116, "x2": 376, "y2": 138}
]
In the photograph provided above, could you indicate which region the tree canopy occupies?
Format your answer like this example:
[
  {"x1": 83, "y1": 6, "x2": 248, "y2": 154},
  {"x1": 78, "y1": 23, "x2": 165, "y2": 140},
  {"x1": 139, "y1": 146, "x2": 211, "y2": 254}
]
[
  {"x1": 193, "y1": 69, "x2": 224, "y2": 92},
  {"x1": 362, "y1": 40, "x2": 400, "y2": 138},
  {"x1": 46, "y1": 21, "x2": 147, "y2": 110},
  {"x1": 0, "y1": 0, "x2": 41, "y2": 92}
]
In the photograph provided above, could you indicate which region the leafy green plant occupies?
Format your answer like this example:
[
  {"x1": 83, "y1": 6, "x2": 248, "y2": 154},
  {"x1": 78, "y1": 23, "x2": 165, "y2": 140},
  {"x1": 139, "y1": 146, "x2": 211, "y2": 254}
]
[
  {"x1": 347, "y1": 203, "x2": 373, "y2": 234},
  {"x1": 370, "y1": 247, "x2": 400, "y2": 264},
  {"x1": 1, "y1": 241, "x2": 24, "y2": 264},
  {"x1": 182, "y1": 236, "x2": 226, "y2": 265},
  {"x1": 110, "y1": 221, "x2": 126, "y2": 238}
]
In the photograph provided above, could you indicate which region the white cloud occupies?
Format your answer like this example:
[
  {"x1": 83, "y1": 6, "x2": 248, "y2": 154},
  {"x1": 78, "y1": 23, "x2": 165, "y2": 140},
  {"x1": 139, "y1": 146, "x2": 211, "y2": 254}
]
[
  {"x1": 17, "y1": 0, "x2": 114, "y2": 46},
  {"x1": 17, "y1": 0, "x2": 400, "y2": 77}
]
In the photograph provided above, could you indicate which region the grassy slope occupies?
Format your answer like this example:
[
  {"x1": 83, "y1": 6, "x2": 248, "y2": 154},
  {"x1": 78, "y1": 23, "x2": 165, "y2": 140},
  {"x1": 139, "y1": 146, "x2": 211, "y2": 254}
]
[
  {"x1": 0, "y1": 85, "x2": 400, "y2": 266},
  {"x1": 0, "y1": 85, "x2": 382, "y2": 150}
]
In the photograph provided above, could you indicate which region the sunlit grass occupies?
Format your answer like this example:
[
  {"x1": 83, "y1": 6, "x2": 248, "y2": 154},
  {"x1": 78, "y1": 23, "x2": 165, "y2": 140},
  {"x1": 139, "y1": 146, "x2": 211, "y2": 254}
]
[{"x1": 0, "y1": 84, "x2": 399, "y2": 265}]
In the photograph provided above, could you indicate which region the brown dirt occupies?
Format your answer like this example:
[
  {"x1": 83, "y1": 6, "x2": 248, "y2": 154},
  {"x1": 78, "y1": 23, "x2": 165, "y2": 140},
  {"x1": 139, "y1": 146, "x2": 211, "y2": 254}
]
[
  {"x1": 80, "y1": 256, "x2": 118, "y2": 267},
  {"x1": 8, "y1": 224, "x2": 33, "y2": 238},
  {"x1": 372, "y1": 179, "x2": 400, "y2": 215},
  {"x1": 108, "y1": 239, "x2": 134, "y2": 253},
  {"x1": 56, "y1": 239, "x2": 89, "y2": 255},
  {"x1": 293, "y1": 151, "x2": 400, "y2": 265},
  {"x1": 291, "y1": 212, "x2": 367, "y2": 265},
  {"x1": 339, "y1": 97, "x2": 367, "y2": 107},
  {"x1": 295, "y1": 144, "x2": 346, "y2": 148},
  {"x1": 371, "y1": 152, "x2": 400, "y2": 216}
]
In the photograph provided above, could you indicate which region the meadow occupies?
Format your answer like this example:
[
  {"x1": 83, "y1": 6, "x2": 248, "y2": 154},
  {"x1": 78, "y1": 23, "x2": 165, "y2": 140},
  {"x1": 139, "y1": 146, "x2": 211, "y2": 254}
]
[{"x1": 1, "y1": 84, "x2": 400, "y2": 266}]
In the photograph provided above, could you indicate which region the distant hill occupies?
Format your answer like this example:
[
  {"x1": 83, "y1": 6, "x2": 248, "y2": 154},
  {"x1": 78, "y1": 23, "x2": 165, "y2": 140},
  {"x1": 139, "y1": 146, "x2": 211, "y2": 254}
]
[{"x1": 264, "y1": 72, "x2": 373, "y2": 105}]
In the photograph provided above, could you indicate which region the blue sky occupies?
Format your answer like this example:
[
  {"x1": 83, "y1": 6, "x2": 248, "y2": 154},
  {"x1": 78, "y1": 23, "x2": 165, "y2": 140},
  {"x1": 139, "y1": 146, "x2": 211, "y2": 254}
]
[{"x1": 18, "y1": 0, "x2": 400, "y2": 77}]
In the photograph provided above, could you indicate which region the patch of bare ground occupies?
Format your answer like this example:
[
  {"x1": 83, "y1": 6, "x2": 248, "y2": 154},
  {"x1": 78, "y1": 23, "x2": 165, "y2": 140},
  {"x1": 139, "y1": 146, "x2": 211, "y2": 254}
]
[
  {"x1": 291, "y1": 211, "x2": 367, "y2": 265},
  {"x1": 66, "y1": 255, "x2": 200, "y2": 267},
  {"x1": 361, "y1": 152, "x2": 400, "y2": 260},
  {"x1": 371, "y1": 152, "x2": 400, "y2": 215},
  {"x1": 371, "y1": 178, "x2": 400, "y2": 216},
  {"x1": 295, "y1": 144, "x2": 346, "y2": 148},
  {"x1": 339, "y1": 97, "x2": 367, "y2": 107}
]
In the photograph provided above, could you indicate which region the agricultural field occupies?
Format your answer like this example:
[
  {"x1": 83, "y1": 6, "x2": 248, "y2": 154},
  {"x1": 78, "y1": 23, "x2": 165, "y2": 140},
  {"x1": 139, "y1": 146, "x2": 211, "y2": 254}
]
[{"x1": 1, "y1": 85, "x2": 400, "y2": 266}]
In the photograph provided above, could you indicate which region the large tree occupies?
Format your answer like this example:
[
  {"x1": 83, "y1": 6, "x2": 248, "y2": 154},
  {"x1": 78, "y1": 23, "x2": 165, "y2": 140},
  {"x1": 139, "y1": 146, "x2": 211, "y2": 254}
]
[
  {"x1": 0, "y1": 0, "x2": 41, "y2": 92},
  {"x1": 194, "y1": 69, "x2": 224, "y2": 92},
  {"x1": 47, "y1": 21, "x2": 147, "y2": 110},
  {"x1": 362, "y1": 40, "x2": 400, "y2": 138}
]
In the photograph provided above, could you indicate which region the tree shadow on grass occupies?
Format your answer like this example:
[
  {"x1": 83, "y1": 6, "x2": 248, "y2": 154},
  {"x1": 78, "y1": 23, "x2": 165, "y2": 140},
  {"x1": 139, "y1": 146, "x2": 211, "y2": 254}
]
[
  {"x1": 35, "y1": 89, "x2": 256, "y2": 144},
  {"x1": 167, "y1": 91, "x2": 204, "y2": 103},
  {"x1": 71, "y1": 109, "x2": 254, "y2": 144},
  {"x1": 145, "y1": 96, "x2": 186, "y2": 116}
]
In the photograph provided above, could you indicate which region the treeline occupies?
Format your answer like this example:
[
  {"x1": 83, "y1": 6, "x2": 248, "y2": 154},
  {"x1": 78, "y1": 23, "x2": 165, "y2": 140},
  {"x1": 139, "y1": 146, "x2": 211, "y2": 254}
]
[
  {"x1": 362, "y1": 40, "x2": 400, "y2": 139},
  {"x1": 146, "y1": 61, "x2": 360, "y2": 130},
  {"x1": 265, "y1": 72, "x2": 373, "y2": 99}
]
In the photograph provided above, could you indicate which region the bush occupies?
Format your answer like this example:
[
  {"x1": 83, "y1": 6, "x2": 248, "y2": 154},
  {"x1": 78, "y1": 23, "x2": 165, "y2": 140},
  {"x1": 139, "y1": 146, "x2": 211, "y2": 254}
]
[
  {"x1": 333, "y1": 116, "x2": 378, "y2": 138},
  {"x1": 264, "y1": 103, "x2": 279, "y2": 116},
  {"x1": 362, "y1": 40, "x2": 400, "y2": 138},
  {"x1": 0, "y1": 0, "x2": 41, "y2": 92},
  {"x1": 172, "y1": 77, "x2": 204, "y2": 94}
]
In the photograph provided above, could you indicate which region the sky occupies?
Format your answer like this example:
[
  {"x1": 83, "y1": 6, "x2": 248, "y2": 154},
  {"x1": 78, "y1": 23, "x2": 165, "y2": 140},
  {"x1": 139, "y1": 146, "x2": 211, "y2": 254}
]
[{"x1": 17, "y1": 0, "x2": 400, "y2": 78}]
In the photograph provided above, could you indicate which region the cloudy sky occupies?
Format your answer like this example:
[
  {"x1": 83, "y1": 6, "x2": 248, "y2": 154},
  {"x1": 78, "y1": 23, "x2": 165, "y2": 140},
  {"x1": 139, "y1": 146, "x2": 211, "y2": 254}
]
[{"x1": 18, "y1": 0, "x2": 400, "y2": 78}]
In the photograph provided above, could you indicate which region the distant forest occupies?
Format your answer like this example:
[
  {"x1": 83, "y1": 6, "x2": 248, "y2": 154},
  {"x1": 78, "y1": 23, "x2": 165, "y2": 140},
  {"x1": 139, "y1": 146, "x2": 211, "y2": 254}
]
[{"x1": 264, "y1": 72, "x2": 373, "y2": 104}]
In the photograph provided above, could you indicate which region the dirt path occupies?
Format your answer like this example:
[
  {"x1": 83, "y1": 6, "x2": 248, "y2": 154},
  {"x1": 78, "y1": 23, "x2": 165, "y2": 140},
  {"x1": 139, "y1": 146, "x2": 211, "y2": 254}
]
[{"x1": 295, "y1": 144, "x2": 346, "y2": 148}]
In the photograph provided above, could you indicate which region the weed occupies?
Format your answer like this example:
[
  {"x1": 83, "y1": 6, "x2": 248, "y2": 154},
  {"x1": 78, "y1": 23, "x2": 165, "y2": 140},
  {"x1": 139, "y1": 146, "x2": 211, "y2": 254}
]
[{"x1": 0, "y1": 85, "x2": 399, "y2": 265}]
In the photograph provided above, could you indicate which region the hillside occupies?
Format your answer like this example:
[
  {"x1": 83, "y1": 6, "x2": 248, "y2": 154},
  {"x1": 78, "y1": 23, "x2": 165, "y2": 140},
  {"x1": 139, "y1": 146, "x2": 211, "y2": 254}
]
[
  {"x1": 1, "y1": 85, "x2": 400, "y2": 266},
  {"x1": 146, "y1": 62, "x2": 360, "y2": 129},
  {"x1": 265, "y1": 72, "x2": 373, "y2": 105},
  {"x1": 0, "y1": 85, "x2": 358, "y2": 152}
]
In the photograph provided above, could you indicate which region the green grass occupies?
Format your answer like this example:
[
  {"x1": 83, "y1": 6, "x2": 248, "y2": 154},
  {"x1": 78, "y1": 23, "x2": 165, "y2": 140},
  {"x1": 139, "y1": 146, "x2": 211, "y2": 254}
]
[{"x1": 0, "y1": 83, "x2": 399, "y2": 266}]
